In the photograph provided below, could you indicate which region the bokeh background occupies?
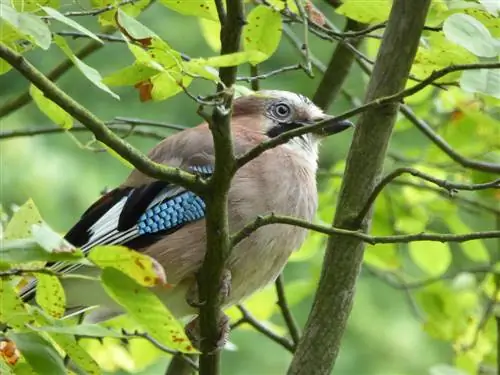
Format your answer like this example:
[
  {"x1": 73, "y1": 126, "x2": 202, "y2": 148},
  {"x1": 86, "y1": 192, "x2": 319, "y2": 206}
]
[{"x1": 2, "y1": 1, "x2": 497, "y2": 374}]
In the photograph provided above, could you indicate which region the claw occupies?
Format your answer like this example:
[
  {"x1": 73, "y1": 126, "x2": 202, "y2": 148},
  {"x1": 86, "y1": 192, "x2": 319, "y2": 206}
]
[
  {"x1": 184, "y1": 313, "x2": 230, "y2": 353},
  {"x1": 185, "y1": 269, "x2": 232, "y2": 308}
]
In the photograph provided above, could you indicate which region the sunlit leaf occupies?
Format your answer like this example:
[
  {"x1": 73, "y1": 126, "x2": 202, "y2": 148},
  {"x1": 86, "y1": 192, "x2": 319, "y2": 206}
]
[
  {"x1": 35, "y1": 274, "x2": 65, "y2": 318},
  {"x1": 159, "y1": 0, "x2": 218, "y2": 21},
  {"x1": 195, "y1": 51, "x2": 266, "y2": 68},
  {"x1": 93, "y1": 0, "x2": 150, "y2": 27},
  {"x1": 88, "y1": 245, "x2": 167, "y2": 287},
  {"x1": 41, "y1": 7, "x2": 102, "y2": 44},
  {"x1": 33, "y1": 323, "x2": 123, "y2": 338},
  {"x1": 150, "y1": 71, "x2": 191, "y2": 101},
  {"x1": 101, "y1": 268, "x2": 197, "y2": 353},
  {"x1": 4, "y1": 199, "x2": 43, "y2": 240},
  {"x1": 446, "y1": 216, "x2": 489, "y2": 262},
  {"x1": 0, "y1": 278, "x2": 31, "y2": 329},
  {"x1": 0, "y1": 2, "x2": 51, "y2": 49},
  {"x1": 0, "y1": 239, "x2": 82, "y2": 264},
  {"x1": 409, "y1": 240, "x2": 451, "y2": 276},
  {"x1": 7, "y1": 333, "x2": 65, "y2": 375},
  {"x1": 443, "y1": 13, "x2": 498, "y2": 58},
  {"x1": 116, "y1": 8, "x2": 158, "y2": 45},
  {"x1": 198, "y1": 18, "x2": 220, "y2": 51},
  {"x1": 460, "y1": 68, "x2": 500, "y2": 99},
  {"x1": 102, "y1": 64, "x2": 159, "y2": 86},
  {"x1": 53, "y1": 35, "x2": 119, "y2": 99},
  {"x1": 335, "y1": 0, "x2": 391, "y2": 23},
  {"x1": 243, "y1": 5, "x2": 282, "y2": 65},
  {"x1": 29, "y1": 85, "x2": 73, "y2": 129}
]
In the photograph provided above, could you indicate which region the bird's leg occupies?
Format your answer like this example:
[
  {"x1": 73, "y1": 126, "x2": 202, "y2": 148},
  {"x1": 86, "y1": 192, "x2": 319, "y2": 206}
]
[
  {"x1": 184, "y1": 312, "x2": 230, "y2": 353},
  {"x1": 185, "y1": 268, "x2": 232, "y2": 308}
]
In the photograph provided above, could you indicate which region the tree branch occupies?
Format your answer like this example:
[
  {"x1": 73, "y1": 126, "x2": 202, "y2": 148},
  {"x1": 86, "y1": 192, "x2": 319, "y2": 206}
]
[
  {"x1": 235, "y1": 61, "x2": 500, "y2": 171},
  {"x1": 0, "y1": 43, "x2": 205, "y2": 193},
  {"x1": 356, "y1": 167, "x2": 500, "y2": 223},
  {"x1": 230, "y1": 214, "x2": 500, "y2": 248},
  {"x1": 0, "y1": 40, "x2": 103, "y2": 120},
  {"x1": 236, "y1": 305, "x2": 294, "y2": 352},
  {"x1": 0, "y1": 124, "x2": 166, "y2": 141},
  {"x1": 400, "y1": 105, "x2": 500, "y2": 174},
  {"x1": 313, "y1": 18, "x2": 367, "y2": 110},
  {"x1": 287, "y1": 2, "x2": 433, "y2": 374},
  {"x1": 275, "y1": 274, "x2": 301, "y2": 348},
  {"x1": 196, "y1": 1, "x2": 244, "y2": 374}
]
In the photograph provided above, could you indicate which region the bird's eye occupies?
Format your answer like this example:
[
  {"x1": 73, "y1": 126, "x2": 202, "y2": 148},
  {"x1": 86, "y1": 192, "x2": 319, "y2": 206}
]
[{"x1": 272, "y1": 103, "x2": 292, "y2": 119}]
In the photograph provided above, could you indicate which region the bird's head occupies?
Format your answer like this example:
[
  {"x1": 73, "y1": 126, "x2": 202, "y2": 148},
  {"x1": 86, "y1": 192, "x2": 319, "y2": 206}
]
[{"x1": 232, "y1": 90, "x2": 353, "y2": 158}]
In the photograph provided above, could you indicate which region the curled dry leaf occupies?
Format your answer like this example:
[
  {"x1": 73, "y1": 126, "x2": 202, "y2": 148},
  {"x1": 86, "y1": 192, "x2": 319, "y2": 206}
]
[{"x1": 0, "y1": 340, "x2": 20, "y2": 366}]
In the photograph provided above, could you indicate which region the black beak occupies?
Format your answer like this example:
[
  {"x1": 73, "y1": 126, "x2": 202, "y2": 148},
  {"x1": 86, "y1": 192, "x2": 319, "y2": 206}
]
[{"x1": 315, "y1": 116, "x2": 354, "y2": 136}]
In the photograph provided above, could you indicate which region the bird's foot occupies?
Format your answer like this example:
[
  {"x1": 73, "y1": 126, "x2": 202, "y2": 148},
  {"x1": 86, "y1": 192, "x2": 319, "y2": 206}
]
[
  {"x1": 185, "y1": 268, "x2": 232, "y2": 308},
  {"x1": 184, "y1": 313, "x2": 230, "y2": 353}
]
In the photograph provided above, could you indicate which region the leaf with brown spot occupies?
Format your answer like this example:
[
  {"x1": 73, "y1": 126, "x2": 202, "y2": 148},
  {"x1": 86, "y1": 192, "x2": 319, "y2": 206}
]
[
  {"x1": 35, "y1": 274, "x2": 66, "y2": 318},
  {"x1": 101, "y1": 268, "x2": 197, "y2": 354},
  {"x1": 88, "y1": 245, "x2": 167, "y2": 287}
]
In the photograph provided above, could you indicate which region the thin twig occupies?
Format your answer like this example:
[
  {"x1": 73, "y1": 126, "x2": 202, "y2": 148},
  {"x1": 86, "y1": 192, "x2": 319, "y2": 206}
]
[
  {"x1": 356, "y1": 167, "x2": 500, "y2": 223},
  {"x1": 120, "y1": 330, "x2": 198, "y2": 370},
  {"x1": 237, "y1": 64, "x2": 305, "y2": 83},
  {"x1": 44, "y1": 0, "x2": 140, "y2": 18},
  {"x1": 275, "y1": 274, "x2": 301, "y2": 348},
  {"x1": 235, "y1": 61, "x2": 500, "y2": 172},
  {"x1": 0, "y1": 124, "x2": 166, "y2": 141},
  {"x1": 400, "y1": 105, "x2": 500, "y2": 174},
  {"x1": 236, "y1": 305, "x2": 294, "y2": 352},
  {"x1": 231, "y1": 214, "x2": 500, "y2": 248},
  {"x1": 56, "y1": 31, "x2": 126, "y2": 43}
]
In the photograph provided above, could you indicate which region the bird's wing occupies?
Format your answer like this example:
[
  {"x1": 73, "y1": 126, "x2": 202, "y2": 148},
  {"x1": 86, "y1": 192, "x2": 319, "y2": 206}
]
[{"x1": 20, "y1": 163, "x2": 213, "y2": 301}]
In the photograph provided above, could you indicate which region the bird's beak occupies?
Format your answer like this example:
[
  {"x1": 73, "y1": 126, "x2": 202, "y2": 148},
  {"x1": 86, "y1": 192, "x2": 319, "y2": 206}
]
[{"x1": 313, "y1": 115, "x2": 354, "y2": 137}]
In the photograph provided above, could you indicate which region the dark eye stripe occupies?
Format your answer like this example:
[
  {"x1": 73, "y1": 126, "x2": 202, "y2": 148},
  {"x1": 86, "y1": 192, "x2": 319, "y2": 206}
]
[{"x1": 266, "y1": 122, "x2": 303, "y2": 138}]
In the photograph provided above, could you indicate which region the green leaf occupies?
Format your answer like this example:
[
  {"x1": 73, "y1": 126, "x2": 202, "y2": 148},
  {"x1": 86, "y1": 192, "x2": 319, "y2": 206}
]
[
  {"x1": 159, "y1": 0, "x2": 218, "y2": 21},
  {"x1": 53, "y1": 35, "x2": 119, "y2": 99},
  {"x1": 443, "y1": 13, "x2": 498, "y2": 58},
  {"x1": 0, "y1": 239, "x2": 83, "y2": 264},
  {"x1": 0, "y1": 278, "x2": 31, "y2": 329},
  {"x1": 29, "y1": 85, "x2": 73, "y2": 129},
  {"x1": 0, "y1": 2, "x2": 51, "y2": 49},
  {"x1": 101, "y1": 268, "x2": 197, "y2": 353},
  {"x1": 41, "y1": 7, "x2": 102, "y2": 44},
  {"x1": 102, "y1": 64, "x2": 159, "y2": 86},
  {"x1": 88, "y1": 245, "x2": 167, "y2": 287},
  {"x1": 35, "y1": 274, "x2": 65, "y2": 318},
  {"x1": 243, "y1": 5, "x2": 282, "y2": 65},
  {"x1": 7, "y1": 332, "x2": 66, "y2": 375},
  {"x1": 31, "y1": 223, "x2": 78, "y2": 255},
  {"x1": 116, "y1": 8, "x2": 159, "y2": 43},
  {"x1": 33, "y1": 323, "x2": 124, "y2": 338},
  {"x1": 195, "y1": 51, "x2": 266, "y2": 68},
  {"x1": 198, "y1": 18, "x2": 220, "y2": 52},
  {"x1": 30, "y1": 309, "x2": 101, "y2": 374},
  {"x1": 460, "y1": 68, "x2": 500, "y2": 98},
  {"x1": 409, "y1": 240, "x2": 451, "y2": 276},
  {"x1": 447, "y1": 216, "x2": 489, "y2": 262},
  {"x1": 335, "y1": 0, "x2": 391, "y2": 23},
  {"x1": 92, "y1": 0, "x2": 150, "y2": 27},
  {"x1": 150, "y1": 71, "x2": 191, "y2": 101},
  {"x1": 4, "y1": 199, "x2": 43, "y2": 240}
]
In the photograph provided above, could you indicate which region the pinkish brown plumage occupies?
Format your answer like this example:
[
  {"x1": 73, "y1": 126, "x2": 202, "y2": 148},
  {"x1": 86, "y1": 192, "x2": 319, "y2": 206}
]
[{"x1": 19, "y1": 90, "x2": 352, "y2": 329}]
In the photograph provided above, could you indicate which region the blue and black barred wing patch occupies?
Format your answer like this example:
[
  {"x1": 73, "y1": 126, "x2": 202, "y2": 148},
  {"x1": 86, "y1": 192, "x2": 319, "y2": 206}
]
[{"x1": 20, "y1": 165, "x2": 212, "y2": 301}]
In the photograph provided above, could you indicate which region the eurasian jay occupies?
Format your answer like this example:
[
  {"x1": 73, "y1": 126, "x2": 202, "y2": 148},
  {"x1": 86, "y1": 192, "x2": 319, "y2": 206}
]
[{"x1": 19, "y1": 90, "x2": 352, "y2": 343}]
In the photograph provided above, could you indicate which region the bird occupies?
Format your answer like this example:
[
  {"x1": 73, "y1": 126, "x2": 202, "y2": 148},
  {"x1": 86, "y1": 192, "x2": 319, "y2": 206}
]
[{"x1": 17, "y1": 90, "x2": 352, "y2": 347}]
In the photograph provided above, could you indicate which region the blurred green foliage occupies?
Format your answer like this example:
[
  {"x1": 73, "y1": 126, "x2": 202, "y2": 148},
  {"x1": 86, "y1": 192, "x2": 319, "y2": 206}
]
[{"x1": 1, "y1": 0, "x2": 499, "y2": 374}]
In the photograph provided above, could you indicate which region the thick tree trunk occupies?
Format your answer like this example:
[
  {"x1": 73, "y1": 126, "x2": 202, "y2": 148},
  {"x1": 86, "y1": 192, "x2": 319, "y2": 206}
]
[{"x1": 287, "y1": 1, "x2": 432, "y2": 374}]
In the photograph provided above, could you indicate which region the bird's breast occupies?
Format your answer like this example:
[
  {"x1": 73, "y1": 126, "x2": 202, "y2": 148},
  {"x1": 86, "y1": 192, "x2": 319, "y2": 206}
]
[{"x1": 224, "y1": 149, "x2": 318, "y2": 304}]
